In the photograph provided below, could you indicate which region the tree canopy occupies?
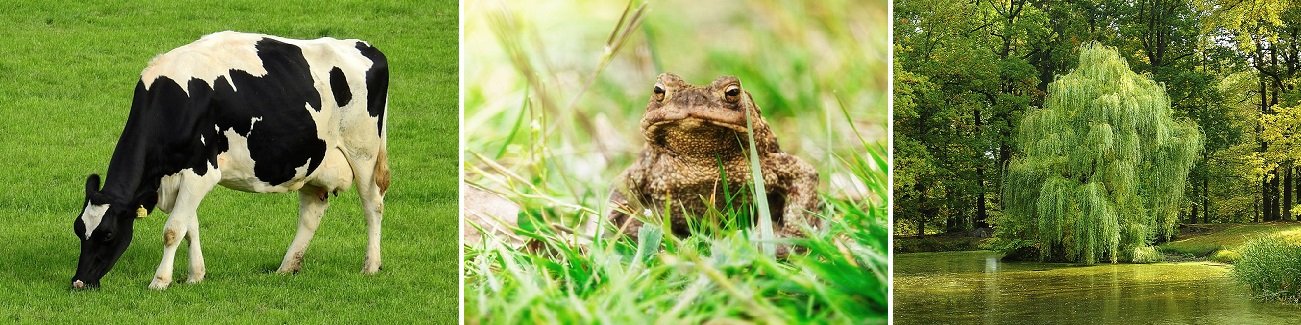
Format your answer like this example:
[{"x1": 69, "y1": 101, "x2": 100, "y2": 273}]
[
  {"x1": 895, "y1": 0, "x2": 1300, "y2": 243},
  {"x1": 1001, "y1": 43, "x2": 1203, "y2": 264}
]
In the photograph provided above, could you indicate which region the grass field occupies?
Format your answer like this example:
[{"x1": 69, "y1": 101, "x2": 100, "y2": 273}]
[
  {"x1": 1159, "y1": 222, "x2": 1301, "y2": 257},
  {"x1": 463, "y1": 0, "x2": 888, "y2": 323},
  {"x1": 0, "y1": 1, "x2": 458, "y2": 323}
]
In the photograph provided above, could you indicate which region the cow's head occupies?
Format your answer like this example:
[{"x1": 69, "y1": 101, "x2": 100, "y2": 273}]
[{"x1": 71, "y1": 174, "x2": 139, "y2": 289}]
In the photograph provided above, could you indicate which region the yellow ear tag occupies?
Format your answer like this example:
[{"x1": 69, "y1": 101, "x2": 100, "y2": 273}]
[{"x1": 136, "y1": 205, "x2": 147, "y2": 218}]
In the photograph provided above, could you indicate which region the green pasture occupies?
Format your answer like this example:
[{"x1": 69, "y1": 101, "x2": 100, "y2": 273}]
[{"x1": 0, "y1": 1, "x2": 457, "y2": 323}]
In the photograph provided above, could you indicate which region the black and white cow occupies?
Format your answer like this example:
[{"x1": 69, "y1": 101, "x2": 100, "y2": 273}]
[{"x1": 71, "y1": 31, "x2": 390, "y2": 290}]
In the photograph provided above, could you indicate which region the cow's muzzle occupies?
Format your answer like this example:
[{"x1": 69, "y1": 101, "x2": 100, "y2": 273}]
[{"x1": 70, "y1": 279, "x2": 100, "y2": 290}]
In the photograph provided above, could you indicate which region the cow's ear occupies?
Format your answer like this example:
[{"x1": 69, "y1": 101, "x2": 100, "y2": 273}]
[{"x1": 85, "y1": 174, "x2": 101, "y2": 196}]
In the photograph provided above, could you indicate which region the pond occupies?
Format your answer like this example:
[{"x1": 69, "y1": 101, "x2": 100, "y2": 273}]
[{"x1": 893, "y1": 251, "x2": 1301, "y2": 324}]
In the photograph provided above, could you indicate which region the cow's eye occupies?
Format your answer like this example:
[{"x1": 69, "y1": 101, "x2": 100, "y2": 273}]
[{"x1": 102, "y1": 231, "x2": 114, "y2": 242}]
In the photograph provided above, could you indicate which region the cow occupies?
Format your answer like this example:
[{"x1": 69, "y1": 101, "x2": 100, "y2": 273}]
[{"x1": 71, "y1": 31, "x2": 390, "y2": 290}]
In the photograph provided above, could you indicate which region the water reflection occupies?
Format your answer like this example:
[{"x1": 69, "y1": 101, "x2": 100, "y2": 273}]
[
  {"x1": 985, "y1": 255, "x2": 998, "y2": 273},
  {"x1": 894, "y1": 251, "x2": 1301, "y2": 324}
]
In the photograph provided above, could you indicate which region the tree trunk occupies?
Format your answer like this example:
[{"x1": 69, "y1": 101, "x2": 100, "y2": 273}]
[
  {"x1": 1285, "y1": 163, "x2": 1293, "y2": 221},
  {"x1": 918, "y1": 216, "x2": 926, "y2": 237},
  {"x1": 916, "y1": 183, "x2": 927, "y2": 237},
  {"x1": 975, "y1": 167, "x2": 989, "y2": 229},
  {"x1": 973, "y1": 102, "x2": 988, "y2": 230},
  {"x1": 1203, "y1": 172, "x2": 1210, "y2": 223},
  {"x1": 1260, "y1": 76, "x2": 1272, "y2": 222},
  {"x1": 945, "y1": 190, "x2": 963, "y2": 233},
  {"x1": 1271, "y1": 167, "x2": 1282, "y2": 221}
]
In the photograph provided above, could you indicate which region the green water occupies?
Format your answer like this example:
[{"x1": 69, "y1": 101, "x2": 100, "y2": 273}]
[{"x1": 894, "y1": 251, "x2": 1301, "y2": 324}]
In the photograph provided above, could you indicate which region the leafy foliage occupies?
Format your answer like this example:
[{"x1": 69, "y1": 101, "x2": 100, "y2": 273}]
[
  {"x1": 894, "y1": 0, "x2": 1254, "y2": 237},
  {"x1": 1201, "y1": 0, "x2": 1301, "y2": 222},
  {"x1": 1001, "y1": 43, "x2": 1203, "y2": 264},
  {"x1": 1232, "y1": 234, "x2": 1301, "y2": 302}
]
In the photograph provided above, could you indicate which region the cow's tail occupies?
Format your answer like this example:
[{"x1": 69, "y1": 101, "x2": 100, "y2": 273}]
[{"x1": 374, "y1": 145, "x2": 390, "y2": 196}]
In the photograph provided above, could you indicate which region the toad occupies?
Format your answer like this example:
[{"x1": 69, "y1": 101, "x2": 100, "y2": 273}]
[{"x1": 607, "y1": 73, "x2": 823, "y2": 253}]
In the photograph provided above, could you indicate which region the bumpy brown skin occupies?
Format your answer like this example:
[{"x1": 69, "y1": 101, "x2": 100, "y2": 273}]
[{"x1": 607, "y1": 73, "x2": 823, "y2": 254}]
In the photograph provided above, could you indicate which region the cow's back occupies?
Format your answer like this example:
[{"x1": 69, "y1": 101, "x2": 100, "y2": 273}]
[{"x1": 135, "y1": 31, "x2": 387, "y2": 195}]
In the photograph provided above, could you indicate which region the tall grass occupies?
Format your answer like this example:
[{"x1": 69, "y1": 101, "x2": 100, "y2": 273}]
[
  {"x1": 463, "y1": 0, "x2": 888, "y2": 323},
  {"x1": 1232, "y1": 234, "x2": 1301, "y2": 302},
  {"x1": 465, "y1": 143, "x2": 889, "y2": 323}
]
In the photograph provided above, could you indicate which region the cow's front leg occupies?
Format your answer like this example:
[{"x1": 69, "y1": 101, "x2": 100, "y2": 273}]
[
  {"x1": 150, "y1": 168, "x2": 219, "y2": 290},
  {"x1": 278, "y1": 186, "x2": 330, "y2": 274},
  {"x1": 149, "y1": 215, "x2": 186, "y2": 290},
  {"x1": 185, "y1": 220, "x2": 205, "y2": 284}
]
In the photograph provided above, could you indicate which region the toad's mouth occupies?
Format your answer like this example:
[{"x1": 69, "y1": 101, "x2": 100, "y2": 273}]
[{"x1": 646, "y1": 117, "x2": 749, "y2": 137}]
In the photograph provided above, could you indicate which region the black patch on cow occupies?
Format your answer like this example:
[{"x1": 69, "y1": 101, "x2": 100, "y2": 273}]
[
  {"x1": 329, "y1": 67, "x2": 352, "y2": 107},
  {"x1": 202, "y1": 38, "x2": 328, "y2": 186},
  {"x1": 356, "y1": 41, "x2": 388, "y2": 135},
  {"x1": 113, "y1": 78, "x2": 219, "y2": 187}
]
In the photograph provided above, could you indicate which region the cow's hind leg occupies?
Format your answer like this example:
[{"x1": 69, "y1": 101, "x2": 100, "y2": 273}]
[
  {"x1": 150, "y1": 168, "x2": 220, "y2": 290},
  {"x1": 278, "y1": 186, "x2": 331, "y2": 274},
  {"x1": 352, "y1": 148, "x2": 388, "y2": 274}
]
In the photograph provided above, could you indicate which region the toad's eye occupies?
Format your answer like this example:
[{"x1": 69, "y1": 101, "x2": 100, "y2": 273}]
[
  {"x1": 724, "y1": 85, "x2": 741, "y2": 100},
  {"x1": 653, "y1": 85, "x2": 666, "y2": 101}
]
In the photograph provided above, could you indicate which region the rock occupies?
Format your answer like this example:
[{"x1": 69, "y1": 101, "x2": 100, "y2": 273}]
[{"x1": 462, "y1": 183, "x2": 524, "y2": 248}]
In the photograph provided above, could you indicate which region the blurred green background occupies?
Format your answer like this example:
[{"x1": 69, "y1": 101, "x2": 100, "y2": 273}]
[{"x1": 464, "y1": 0, "x2": 887, "y2": 210}]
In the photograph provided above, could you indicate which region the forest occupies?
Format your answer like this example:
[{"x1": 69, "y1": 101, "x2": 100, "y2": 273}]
[{"x1": 894, "y1": 0, "x2": 1301, "y2": 239}]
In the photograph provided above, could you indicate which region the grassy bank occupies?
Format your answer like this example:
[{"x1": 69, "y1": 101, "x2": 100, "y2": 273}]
[
  {"x1": 0, "y1": 1, "x2": 457, "y2": 322},
  {"x1": 893, "y1": 234, "x2": 992, "y2": 253},
  {"x1": 1159, "y1": 222, "x2": 1301, "y2": 259},
  {"x1": 894, "y1": 222, "x2": 1301, "y2": 258},
  {"x1": 462, "y1": 0, "x2": 888, "y2": 323}
]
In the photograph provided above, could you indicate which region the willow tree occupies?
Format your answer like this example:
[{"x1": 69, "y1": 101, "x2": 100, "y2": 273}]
[{"x1": 1001, "y1": 43, "x2": 1203, "y2": 264}]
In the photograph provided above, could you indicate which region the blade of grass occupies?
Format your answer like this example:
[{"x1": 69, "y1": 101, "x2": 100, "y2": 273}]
[{"x1": 744, "y1": 107, "x2": 777, "y2": 256}]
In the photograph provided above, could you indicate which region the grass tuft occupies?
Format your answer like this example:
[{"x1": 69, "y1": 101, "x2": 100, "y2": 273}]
[
  {"x1": 466, "y1": 193, "x2": 888, "y2": 323},
  {"x1": 1232, "y1": 234, "x2": 1301, "y2": 302},
  {"x1": 1210, "y1": 249, "x2": 1241, "y2": 264}
]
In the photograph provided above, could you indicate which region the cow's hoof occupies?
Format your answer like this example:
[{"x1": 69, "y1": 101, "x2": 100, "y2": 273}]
[
  {"x1": 362, "y1": 257, "x2": 381, "y2": 274},
  {"x1": 276, "y1": 266, "x2": 301, "y2": 274},
  {"x1": 148, "y1": 278, "x2": 171, "y2": 290},
  {"x1": 361, "y1": 264, "x2": 381, "y2": 275},
  {"x1": 185, "y1": 275, "x2": 205, "y2": 284}
]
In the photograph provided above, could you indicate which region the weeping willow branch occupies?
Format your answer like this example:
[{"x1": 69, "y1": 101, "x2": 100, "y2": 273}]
[{"x1": 1002, "y1": 43, "x2": 1203, "y2": 264}]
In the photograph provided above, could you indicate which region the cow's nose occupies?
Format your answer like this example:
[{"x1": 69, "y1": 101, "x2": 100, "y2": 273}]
[{"x1": 72, "y1": 280, "x2": 85, "y2": 289}]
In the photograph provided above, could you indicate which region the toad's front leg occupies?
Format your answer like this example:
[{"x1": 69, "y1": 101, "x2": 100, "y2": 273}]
[
  {"x1": 771, "y1": 153, "x2": 823, "y2": 238},
  {"x1": 607, "y1": 167, "x2": 650, "y2": 242}
]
